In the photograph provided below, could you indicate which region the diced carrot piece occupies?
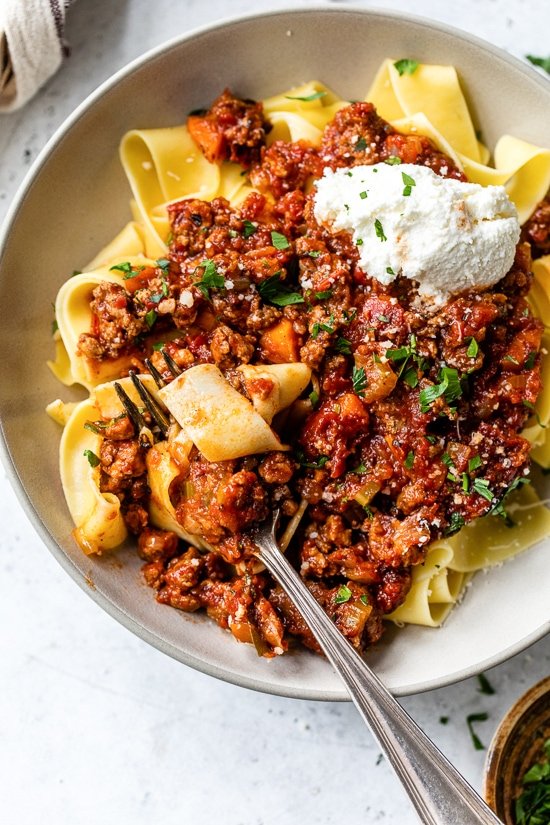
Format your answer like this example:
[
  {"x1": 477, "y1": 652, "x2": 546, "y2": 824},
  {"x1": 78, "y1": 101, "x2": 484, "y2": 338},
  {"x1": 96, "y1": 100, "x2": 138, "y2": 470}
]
[
  {"x1": 187, "y1": 115, "x2": 224, "y2": 163},
  {"x1": 260, "y1": 318, "x2": 300, "y2": 363}
]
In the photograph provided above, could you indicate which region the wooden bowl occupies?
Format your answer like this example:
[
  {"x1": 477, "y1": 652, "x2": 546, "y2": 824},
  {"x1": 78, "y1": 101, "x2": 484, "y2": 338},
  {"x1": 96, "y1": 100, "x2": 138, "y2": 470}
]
[{"x1": 484, "y1": 675, "x2": 550, "y2": 823}]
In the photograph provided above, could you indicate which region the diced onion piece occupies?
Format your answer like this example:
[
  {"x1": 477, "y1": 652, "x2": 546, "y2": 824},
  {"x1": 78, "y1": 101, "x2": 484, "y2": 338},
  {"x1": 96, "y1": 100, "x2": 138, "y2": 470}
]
[
  {"x1": 354, "y1": 480, "x2": 381, "y2": 507},
  {"x1": 158, "y1": 364, "x2": 288, "y2": 462}
]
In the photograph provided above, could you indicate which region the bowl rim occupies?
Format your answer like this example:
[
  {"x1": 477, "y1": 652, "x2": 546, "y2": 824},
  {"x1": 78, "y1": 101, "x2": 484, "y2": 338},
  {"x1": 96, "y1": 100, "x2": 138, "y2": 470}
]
[{"x1": 1, "y1": 4, "x2": 550, "y2": 701}]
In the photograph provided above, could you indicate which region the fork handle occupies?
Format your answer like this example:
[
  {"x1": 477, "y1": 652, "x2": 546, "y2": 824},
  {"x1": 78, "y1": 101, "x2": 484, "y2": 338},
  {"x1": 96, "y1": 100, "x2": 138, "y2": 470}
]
[{"x1": 257, "y1": 533, "x2": 502, "y2": 825}]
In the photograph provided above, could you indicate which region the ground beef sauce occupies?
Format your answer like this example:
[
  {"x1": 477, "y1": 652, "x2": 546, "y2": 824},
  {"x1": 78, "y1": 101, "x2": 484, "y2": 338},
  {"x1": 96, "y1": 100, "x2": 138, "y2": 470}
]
[{"x1": 79, "y1": 91, "x2": 544, "y2": 657}]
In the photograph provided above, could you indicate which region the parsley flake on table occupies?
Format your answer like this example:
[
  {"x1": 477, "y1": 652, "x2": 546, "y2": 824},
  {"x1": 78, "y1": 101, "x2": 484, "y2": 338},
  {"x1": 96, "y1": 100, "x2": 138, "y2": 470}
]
[
  {"x1": 526, "y1": 54, "x2": 550, "y2": 74},
  {"x1": 394, "y1": 58, "x2": 419, "y2": 76},
  {"x1": 466, "y1": 712, "x2": 489, "y2": 750},
  {"x1": 258, "y1": 273, "x2": 304, "y2": 306}
]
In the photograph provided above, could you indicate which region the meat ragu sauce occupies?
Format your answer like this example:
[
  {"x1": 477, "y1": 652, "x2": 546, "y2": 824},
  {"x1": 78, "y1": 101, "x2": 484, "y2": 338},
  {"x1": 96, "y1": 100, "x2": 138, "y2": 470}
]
[{"x1": 78, "y1": 90, "x2": 545, "y2": 657}]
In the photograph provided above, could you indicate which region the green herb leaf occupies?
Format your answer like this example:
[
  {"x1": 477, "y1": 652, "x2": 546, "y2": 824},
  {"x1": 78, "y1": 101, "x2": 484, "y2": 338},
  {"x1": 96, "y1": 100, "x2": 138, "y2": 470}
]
[
  {"x1": 315, "y1": 289, "x2": 332, "y2": 299},
  {"x1": 296, "y1": 449, "x2": 329, "y2": 470},
  {"x1": 477, "y1": 673, "x2": 496, "y2": 695},
  {"x1": 285, "y1": 90, "x2": 327, "y2": 102},
  {"x1": 335, "y1": 584, "x2": 353, "y2": 604},
  {"x1": 374, "y1": 218, "x2": 387, "y2": 242},
  {"x1": 271, "y1": 230, "x2": 290, "y2": 250},
  {"x1": 404, "y1": 451, "x2": 414, "y2": 469},
  {"x1": 402, "y1": 171, "x2": 416, "y2": 197},
  {"x1": 419, "y1": 367, "x2": 463, "y2": 413},
  {"x1": 352, "y1": 461, "x2": 367, "y2": 474},
  {"x1": 152, "y1": 341, "x2": 165, "y2": 351},
  {"x1": 109, "y1": 261, "x2": 133, "y2": 275},
  {"x1": 194, "y1": 259, "x2": 225, "y2": 298},
  {"x1": 355, "y1": 136, "x2": 367, "y2": 151},
  {"x1": 468, "y1": 455, "x2": 482, "y2": 473},
  {"x1": 360, "y1": 594, "x2": 370, "y2": 605},
  {"x1": 335, "y1": 336, "x2": 352, "y2": 355},
  {"x1": 526, "y1": 55, "x2": 550, "y2": 74},
  {"x1": 403, "y1": 368, "x2": 418, "y2": 388},
  {"x1": 466, "y1": 712, "x2": 489, "y2": 750},
  {"x1": 385, "y1": 156, "x2": 402, "y2": 165},
  {"x1": 467, "y1": 337, "x2": 479, "y2": 358},
  {"x1": 394, "y1": 58, "x2": 419, "y2": 76},
  {"x1": 386, "y1": 266, "x2": 396, "y2": 276},
  {"x1": 243, "y1": 220, "x2": 257, "y2": 238},
  {"x1": 156, "y1": 258, "x2": 170, "y2": 273},
  {"x1": 444, "y1": 512, "x2": 466, "y2": 536},
  {"x1": 309, "y1": 390, "x2": 320, "y2": 409},
  {"x1": 360, "y1": 190, "x2": 368, "y2": 200},
  {"x1": 472, "y1": 477, "x2": 494, "y2": 502},
  {"x1": 258, "y1": 273, "x2": 304, "y2": 307},
  {"x1": 145, "y1": 309, "x2": 157, "y2": 329},
  {"x1": 386, "y1": 346, "x2": 410, "y2": 361},
  {"x1": 83, "y1": 449, "x2": 100, "y2": 468},
  {"x1": 352, "y1": 366, "x2": 368, "y2": 397},
  {"x1": 525, "y1": 351, "x2": 537, "y2": 370}
]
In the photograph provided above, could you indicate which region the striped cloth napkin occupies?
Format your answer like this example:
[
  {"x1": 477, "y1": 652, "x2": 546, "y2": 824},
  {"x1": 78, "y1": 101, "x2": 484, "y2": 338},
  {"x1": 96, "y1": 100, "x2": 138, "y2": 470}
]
[{"x1": 0, "y1": 0, "x2": 71, "y2": 111}]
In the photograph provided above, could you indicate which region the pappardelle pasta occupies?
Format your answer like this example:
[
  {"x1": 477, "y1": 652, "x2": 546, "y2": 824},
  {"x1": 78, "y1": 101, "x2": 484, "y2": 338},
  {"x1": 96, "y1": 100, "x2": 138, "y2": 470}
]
[{"x1": 48, "y1": 60, "x2": 550, "y2": 656}]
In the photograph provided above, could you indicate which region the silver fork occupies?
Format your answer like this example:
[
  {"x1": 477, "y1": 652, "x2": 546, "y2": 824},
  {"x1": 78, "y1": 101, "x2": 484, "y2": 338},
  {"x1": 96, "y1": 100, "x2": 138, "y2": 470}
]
[{"x1": 126, "y1": 360, "x2": 502, "y2": 825}]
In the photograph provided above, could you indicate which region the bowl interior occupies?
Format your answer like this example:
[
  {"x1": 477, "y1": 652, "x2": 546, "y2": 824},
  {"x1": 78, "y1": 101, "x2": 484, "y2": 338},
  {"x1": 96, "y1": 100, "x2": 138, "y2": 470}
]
[{"x1": 1, "y1": 7, "x2": 550, "y2": 699}]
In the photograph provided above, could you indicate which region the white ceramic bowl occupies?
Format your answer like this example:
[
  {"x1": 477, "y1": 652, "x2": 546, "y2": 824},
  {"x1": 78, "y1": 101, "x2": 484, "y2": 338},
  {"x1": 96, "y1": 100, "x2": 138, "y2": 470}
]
[{"x1": 1, "y1": 7, "x2": 549, "y2": 700}]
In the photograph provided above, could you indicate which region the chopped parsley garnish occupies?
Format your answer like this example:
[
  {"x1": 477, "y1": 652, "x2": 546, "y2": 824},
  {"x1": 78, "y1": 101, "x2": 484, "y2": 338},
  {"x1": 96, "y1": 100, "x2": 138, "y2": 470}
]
[
  {"x1": 295, "y1": 451, "x2": 329, "y2": 470},
  {"x1": 444, "y1": 512, "x2": 465, "y2": 536},
  {"x1": 194, "y1": 259, "x2": 225, "y2": 298},
  {"x1": 356, "y1": 238, "x2": 364, "y2": 246},
  {"x1": 386, "y1": 266, "x2": 396, "y2": 276},
  {"x1": 145, "y1": 309, "x2": 157, "y2": 329},
  {"x1": 243, "y1": 220, "x2": 257, "y2": 238},
  {"x1": 335, "y1": 585, "x2": 353, "y2": 604},
  {"x1": 441, "y1": 453, "x2": 454, "y2": 468},
  {"x1": 83, "y1": 449, "x2": 100, "y2": 468},
  {"x1": 51, "y1": 317, "x2": 58, "y2": 336},
  {"x1": 404, "y1": 451, "x2": 414, "y2": 469},
  {"x1": 377, "y1": 314, "x2": 389, "y2": 323},
  {"x1": 359, "y1": 190, "x2": 368, "y2": 200},
  {"x1": 466, "y1": 712, "x2": 489, "y2": 751},
  {"x1": 374, "y1": 219, "x2": 387, "y2": 242},
  {"x1": 402, "y1": 171, "x2": 416, "y2": 197},
  {"x1": 271, "y1": 230, "x2": 290, "y2": 250},
  {"x1": 109, "y1": 261, "x2": 133, "y2": 276},
  {"x1": 311, "y1": 314, "x2": 335, "y2": 338},
  {"x1": 360, "y1": 594, "x2": 369, "y2": 606},
  {"x1": 503, "y1": 354, "x2": 519, "y2": 365},
  {"x1": 515, "y1": 738, "x2": 550, "y2": 825},
  {"x1": 394, "y1": 58, "x2": 419, "y2": 76},
  {"x1": 477, "y1": 673, "x2": 495, "y2": 695},
  {"x1": 352, "y1": 366, "x2": 368, "y2": 397},
  {"x1": 355, "y1": 136, "x2": 367, "y2": 151},
  {"x1": 439, "y1": 716, "x2": 449, "y2": 725},
  {"x1": 525, "y1": 351, "x2": 537, "y2": 370},
  {"x1": 490, "y1": 476, "x2": 530, "y2": 523},
  {"x1": 468, "y1": 455, "x2": 482, "y2": 473},
  {"x1": 156, "y1": 258, "x2": 170, "y2": 273},
  {"x1": 285, "y1": 90, "x2": 327, "y2": 102},
  {"x1": 472, "y1": 477, "x2": 493, "y2": 502},
  {"x1": 462, "y1": 473, "x2": 470, "y2": 493},
  {"x1": 152, "y1": 341, "x2": 165, "y2": 351},
  {"x1": 403, "y1": 368, "x2": 418, "y2": 388},
  {"x1": 352, "y1": 461, "x2": 367, "y2": 474},
  {"x1": 466, "y1": 337, "x2": 479, "y2": 358},
  {"x1": 385, "y1": 156, "x2": 402, "y2": 165},
  {"x1": 526, "y1": 55, "x2": 550, "y2": 74},
  {"x1": 419, "y1": 367, "x2": 463, "y2": 413},
  {"x1": 309, "y1": 390, "x2": 320, "y2": 409},
  {"x1": 257, "y1": 273, "x2": 304, "y2": 307},
  {"x1": 315, "y1": 289, "x2": 332, "y2": 299},
  {"x1": 335, "y1": 336, "x2": 352, "y2": 355},
  {"x1": 386, "y1": 346, "x2": 410, "y2": 361},
  {"x1": 307, "y1": 250, "x2": 321, "y2": 259}
]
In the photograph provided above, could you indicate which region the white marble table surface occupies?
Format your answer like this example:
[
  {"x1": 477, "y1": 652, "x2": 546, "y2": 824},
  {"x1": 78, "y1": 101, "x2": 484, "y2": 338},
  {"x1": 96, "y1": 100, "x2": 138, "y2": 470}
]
[{"x1": 1, "y1": 1, "x2": 550, "y2": 823}]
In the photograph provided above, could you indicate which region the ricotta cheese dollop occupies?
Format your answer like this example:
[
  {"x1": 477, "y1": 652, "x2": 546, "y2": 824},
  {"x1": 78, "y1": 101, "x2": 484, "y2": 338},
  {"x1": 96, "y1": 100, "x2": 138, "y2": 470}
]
[{"x1": 313, "y1": 162, "x2": 520, "y2": 305}]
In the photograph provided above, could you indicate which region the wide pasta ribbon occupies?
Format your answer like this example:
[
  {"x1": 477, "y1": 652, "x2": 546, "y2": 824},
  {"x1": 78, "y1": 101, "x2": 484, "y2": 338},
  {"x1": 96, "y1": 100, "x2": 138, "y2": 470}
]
[{"x1": 367, "y1": 59, "x2": 550, "y2": 223}]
